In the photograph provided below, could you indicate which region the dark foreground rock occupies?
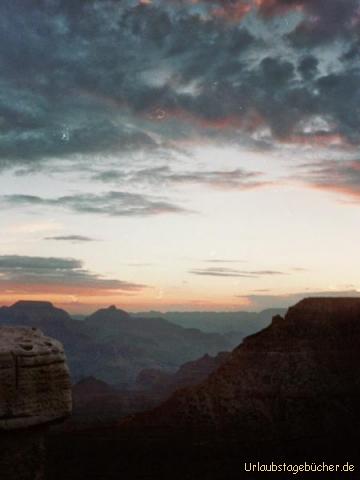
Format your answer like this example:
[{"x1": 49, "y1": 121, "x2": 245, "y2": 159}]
[{"x1": 46, "y1": 425, "x2": 360, "y2": 480}]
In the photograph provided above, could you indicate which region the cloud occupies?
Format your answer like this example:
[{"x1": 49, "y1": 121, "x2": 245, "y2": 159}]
[
  {"x1": 0, "y1": 1, "x2": 251, "y2": 169},
  {"x1": 239, "y1": 289, "x2": 360, "y2": 310},
  {"x1": 286, "y1": 0, "x2": 359, "y2": 47},
  {"x1": 190, "y1": 267, "x2": 287, "y2": 278},
  {"x1": 44, "y1": 235, "x2": 97, "y2": 242},
  {"x1": 297, "y1": 55, "x2": 319, "y2": 80},
  {"x1": 0, "y1": 191, "x2": 190, "y2": 217},
  {"x1": 295, "y1": 159, "x2": 360, "y2": 202},
  {"x1": 167, "y1": 1, "x2": 301, "y2": 22},
  {"x1": 94, "y1": 165, "x2": 271, "y2": 190},
  {"x1": 0, "y1": 0, "x2": 358, "y2": 177},
  {"x1": 168, "y1": 0, "x2": 360, "y2": 44},
  {"x1": 0, "y1": 255, "x2": 146, "y2": 294}
]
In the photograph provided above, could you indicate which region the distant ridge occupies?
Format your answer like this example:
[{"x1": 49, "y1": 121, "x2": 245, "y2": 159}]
[
  {"x1": 0, "y1": 300, "x2": 71, "y2": 322},
  {"x1": 13, "y1": 300, "x2": 54, "y2": 308},
  {"x1": 86, "y1": 305, "x2": 131, "y2": 322},
  {"x1": 0, "y1": 301, "x2": 233, "y2": 387},
  {"x1": 134, "y1": 308, "x2": 286, "y2": 340}
]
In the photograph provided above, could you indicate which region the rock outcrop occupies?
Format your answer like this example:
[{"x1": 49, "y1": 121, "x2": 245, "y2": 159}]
[
  {"x1": 0, "y1": 326, "x2": 72, "y2": 479},
  {"x1": 72, "y1": 376, "x2": 117, "y2": 397},
  {"x1": 135, "y1": 352, "x2": 229, "y2": 395},
  {"x1": 124, "y1": 298, "x2": 360, "y2": 446}
]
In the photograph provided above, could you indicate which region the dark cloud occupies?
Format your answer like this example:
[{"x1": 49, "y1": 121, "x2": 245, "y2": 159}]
[
  {"x1": 94, "y1": 166, "x2": 270, "y2": 190},
  {"x1": 297, "y1": 55, "x2": 319, "y2": 80},
  {"x1": 0, "y1": 0, "x2": 359, "y2": 173},
  {"x1": 0, "y1": 1, "x2": 258, "y2": 170},
  {"x1": 173, "y1": 0, "x2": 360, "y2": 44},
  {"x1": 190, "y1": 267, "x2": 287, "y2": 278},
  {"x1": 256, "y1": 0, "x2": 304, "y2": 16},
  {"x1": 44, "y1": 235, "x2": 97, "y2": 242},
  {"x1": 0, "y1": 255, "x2": 146, "y2": 292},
  {"x1": 314, "y1": 71, "x2": 360, "y2": 144},
  {"x1": 295, "y1": 159, "x2": 360, "y2": 202},
  {"x1": 286, "y1": 0, "x2": 359, "y2": 47},
  {"x1": 1, "y1": 191, "x2": 189, "y2": 217},
  {"x1": 0, "y1": 255, "x2": 81, "y2": 271}
]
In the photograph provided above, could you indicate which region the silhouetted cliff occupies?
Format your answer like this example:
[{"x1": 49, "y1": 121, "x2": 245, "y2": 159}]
[{"x1": 125, "y1": 298, "x2": 360, "y2": 446}]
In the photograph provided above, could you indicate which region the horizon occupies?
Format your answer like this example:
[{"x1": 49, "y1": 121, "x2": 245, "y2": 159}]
[
  {"x1": 0, "y1": 298, "x2": 276, "y2": 315},
  {"x1": 1, "y1": 1, "x2": 360, "y2": 312},
  {"x1": 3, "y1": 292, "x2": 360, "y2": 316},
  {"x1": 0, "y1": 297, "x2": 287, "y2": 315}
]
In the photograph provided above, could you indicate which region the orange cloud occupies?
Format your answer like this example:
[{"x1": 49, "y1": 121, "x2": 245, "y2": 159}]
[
  {"x1": 295, "y1": 159, "x2": 360, "y2": 204},
  {"x1": 182, "y1": 0, "x2": 306, "y2": 23},
  {"x1": 254, "y1": 0, "x2": 304, "y2": 17},
  {"x1": 307, "y1": 183, "x2": 360, "y2": 203},
  {"x1": 283, "y1": 133, "x2": 350, "y2": 148},
  {"x1": 0, "y1": 282, "x2": 144, "y2": 297},
  {"x1": 213, "y1": 2, "x2": 253, "y2": 21}
]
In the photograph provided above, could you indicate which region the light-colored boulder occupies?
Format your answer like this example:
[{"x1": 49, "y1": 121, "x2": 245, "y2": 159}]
[{"x1": 0, "y1": 326, "x2": 72, "y2": 430}]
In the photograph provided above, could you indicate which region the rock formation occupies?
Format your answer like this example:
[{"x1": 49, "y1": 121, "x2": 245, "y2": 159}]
[
  {"x1": 124, "y1": 298, "x2": 360, "y2": 447},
  {"x1": 0, "y1": 301, "x2": 95, "y2": 383},
  {"x1": 0, "y1": 326, "x2": 72, "y2": 480},
  {"x1": 135, "y1": 352, "x2": 229, "y2": 395},
  {"x1": 72, "y1": 376, "x2": 117, "y2": 397},
  {"x1": 69, "y1": 351, "x2": 230, "y2": 430},
  {"x1": 0, "y1": 301, "x2": 231, "y2": 387}
]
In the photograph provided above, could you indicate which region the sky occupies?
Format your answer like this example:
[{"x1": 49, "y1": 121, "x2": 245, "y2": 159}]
[{"x1": 1, "y1": 0, "x2": 360, "y2": 313}]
